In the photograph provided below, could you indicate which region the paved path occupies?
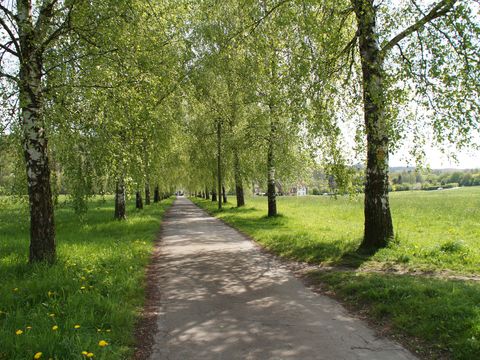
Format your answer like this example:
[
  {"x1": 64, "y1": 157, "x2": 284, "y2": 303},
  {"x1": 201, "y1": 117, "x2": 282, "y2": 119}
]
[{"x1": 149, "y1": 197, "x2": 416, "y2": 360}]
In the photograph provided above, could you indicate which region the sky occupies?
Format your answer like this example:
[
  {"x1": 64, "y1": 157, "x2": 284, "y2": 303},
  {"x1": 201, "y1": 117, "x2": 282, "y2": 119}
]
[{"x1": 391, "y1": 147, "x2": 479, "y2": 169}]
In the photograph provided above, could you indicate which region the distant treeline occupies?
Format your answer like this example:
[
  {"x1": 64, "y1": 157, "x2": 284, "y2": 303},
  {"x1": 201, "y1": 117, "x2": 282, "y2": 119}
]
[
  {"x1": 389, "y1": 169, "x2": 480, "y2": 192},
  {"x1": 309, "y1": 168, "x2": 480, "y2": 194}
]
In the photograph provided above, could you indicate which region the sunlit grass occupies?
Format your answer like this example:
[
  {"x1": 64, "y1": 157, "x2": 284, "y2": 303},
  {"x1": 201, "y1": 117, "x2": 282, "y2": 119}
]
[{"x1": 0, "y1": 196, "x2": 172, "y2": 360}]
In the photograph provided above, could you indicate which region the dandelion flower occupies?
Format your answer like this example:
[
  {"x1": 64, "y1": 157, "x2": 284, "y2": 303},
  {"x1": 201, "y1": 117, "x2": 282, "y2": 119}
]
[
  {"x1": 87, "y1": 352, "x2": 94, "y2": 358},
  {"x1": 26, "y1": 326, "x2": 32, "y2": 330},
  {"x1": 15, "y1": 329, "x2": 23, "y2": 335},
  {"x1": 47, "y1": 291, "x2": 54, "y2": 297},
  {"x1": 106, "y1": 329, "x2": 111, "y2": 333},
  {"x1": 52, "y1": 325, "x2": 58, "y2": 331},
  {"x1": 98, "y1": 340, "x2": 108, "y2": 347},
  {"x1": 34, "y1": 352, "x2": 42, "y2": 359},
  {"x1": 74, "y1": 324, "x2": 81, "y2": 329},
  {"x1": 80, "y1": 286, "x2": 86, "y2": 290},
  {"x1": 81, "y1": 351, "x2": 88, "y2": 355},
  {"x1": 97, "y1": 329, "x2": 101, "y2": 332},
  {"x1": 48, "y1": 313, "x2": 55, "y2": 317}
]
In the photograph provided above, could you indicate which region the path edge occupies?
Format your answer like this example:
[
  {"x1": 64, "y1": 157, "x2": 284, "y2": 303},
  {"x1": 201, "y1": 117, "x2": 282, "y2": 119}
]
[{"x1": 132, "y1": 201, "x2": 175, "y2": 360}]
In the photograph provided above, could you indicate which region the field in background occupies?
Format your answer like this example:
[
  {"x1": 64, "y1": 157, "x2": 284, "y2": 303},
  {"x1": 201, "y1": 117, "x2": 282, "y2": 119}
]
[
  {"x1": 0, "y1": 196, "x2": 172, "y2": 360},
  {"x1": 193, "y1": 187, "x2": 480, "y2": 274},
  {"x1": 192, "y1": 187, "x2": 480, "y2": 359}
]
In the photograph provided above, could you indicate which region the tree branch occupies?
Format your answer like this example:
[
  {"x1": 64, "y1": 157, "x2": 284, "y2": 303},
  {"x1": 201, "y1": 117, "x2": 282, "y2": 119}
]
[
  {"x1": 40, "y1": 1, "x2": 76, "y2": 51},
  {"x1": 0, "y1": 40, "x2": 19, "y2": 57},
  {"x1": 0, "y1": 70, "x2": 19, "y2": 82},
  {"x1": 35, "y1": 0, "x2": 59, "y2": 32},
  {"x1": 0, "y1": 16, "x2": 21, "y2": 55},
  {"x1": 248, "y1": 0, "x2": 293, "y2": 35},
  {"x1": 380, "y1": 0, "x2": 457, "y2": 57},
  {"x1": 0, "y1": 4, "x2": 19, "y2": 23}
]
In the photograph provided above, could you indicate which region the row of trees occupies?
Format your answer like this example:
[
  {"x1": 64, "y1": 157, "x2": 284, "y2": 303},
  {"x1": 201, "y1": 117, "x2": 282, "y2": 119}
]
[
  {"x1": 0, "y1": 0, "x2": 190, "y2": 262},
  {"x1": 181, "y1": 0, "x2": 479, "y2": 251},
  {"x1": 1, "y1": 0, "x2": 479, "y2": 262}
]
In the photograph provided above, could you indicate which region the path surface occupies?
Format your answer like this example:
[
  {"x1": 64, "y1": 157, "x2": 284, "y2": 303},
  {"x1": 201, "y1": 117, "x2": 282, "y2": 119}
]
[{"x1": 149, "y1": 197, "x2": 416, "y2": 360}]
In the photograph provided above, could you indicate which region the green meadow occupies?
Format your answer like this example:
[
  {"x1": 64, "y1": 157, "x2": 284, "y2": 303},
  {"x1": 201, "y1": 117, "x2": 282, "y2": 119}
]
[
  {"x1": 193, "y1": 187, "x2": 480, "y2": 359},
  {"x1": 0, "y1": 196, "x2": 172, "y2": 360}
]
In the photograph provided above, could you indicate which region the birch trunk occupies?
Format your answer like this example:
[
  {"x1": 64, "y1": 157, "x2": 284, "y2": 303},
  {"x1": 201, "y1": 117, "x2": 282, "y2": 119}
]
[
  {"x1": 18, "y1": 1, "x2": 55, "y2": 263},
  {"x1": 145, "y1": 182, "x2": 151, "y2": 205},
  {"x1": 267, "y1": 118, "x2": 277, "y2": 217},
  {"x1": 354, "y1": 0, "x2": 393, "y2": 250},
  {"x1": 114, "y1": 179, "x2": 126, "y2": 220},
  {"x1": 234, "y1": 151, "x2": 245, "y2": 207},
  {"x1": 216, "y1": 121, "x2": 222, "y2": 210},
  {"x1": 222, "y1": 185, "x2": 227, "y2": 204},
  {"x1": 136, "y1": 191, "x2": 143, "y2": 209}
]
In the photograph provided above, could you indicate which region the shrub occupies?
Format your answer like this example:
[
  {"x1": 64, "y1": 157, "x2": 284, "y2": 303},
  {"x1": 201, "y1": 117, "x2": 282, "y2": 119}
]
[
  {"x1": 395, "y1": 183, "x2": 412, "y2": 191},
  {"x1": 439, "y1": 240, "x2": 468, "y2": 253},
  {"x1": 443, "y1": 183, "x2": 459, "y2": 189}
]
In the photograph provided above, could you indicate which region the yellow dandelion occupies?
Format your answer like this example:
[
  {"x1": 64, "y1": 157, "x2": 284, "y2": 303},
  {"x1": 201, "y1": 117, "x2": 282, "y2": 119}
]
[
  {"x1": 97, "y1": 329, "x2": 101, "y2": 332},
  {"x1": 48, "y1": 313, "x2": 55, "y2": 317},
  {"x1": 80, "y1": 286, "x2": 86, "y2": 290},
  {"x1": 106, "y1": 329, "x2": 111, "y2": 333},
  {"x1": 81, "y1": 351, "x2": 88, "y2": 355},
  {"x1": 26, "y1": 326, "x2": 32, "y2": 330},
  {"x1": 87, "y1": 353, "x2": 94, "y2": 358},
  {"x1": 74, "y1": 324, "x2": 81, "y2": 329},
  {"x1": 47, "y1": 291, "x2": 54, "y2": 297},
  {"x1": 52, "y1": 325, "x2": 58, "y2": 331},
  {"x1": 15, "y1": 329, "x2": 23, "y2": 335},
  {"x1": 98, "y1": 340, "x2": 108, "y2": 347},
  {"x1": 34, "y1": 352, "x2": 42, "y2": 359}
]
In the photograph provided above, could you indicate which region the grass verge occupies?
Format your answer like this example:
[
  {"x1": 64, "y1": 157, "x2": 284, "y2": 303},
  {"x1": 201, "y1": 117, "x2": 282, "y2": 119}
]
[{"x1": 0, "y1": 196, "x2": 173, "y2": 360}]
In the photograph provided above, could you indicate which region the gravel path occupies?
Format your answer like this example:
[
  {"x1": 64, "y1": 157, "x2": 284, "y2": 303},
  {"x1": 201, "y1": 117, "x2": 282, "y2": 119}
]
[{"x1": 149, "y1": 197, "x2": 417, "y2": 360}]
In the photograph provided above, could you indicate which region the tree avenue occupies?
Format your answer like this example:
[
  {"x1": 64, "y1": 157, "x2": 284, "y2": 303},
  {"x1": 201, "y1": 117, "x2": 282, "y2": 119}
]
[{"x1": 0, "y1": 0, "x2": 479, "y2": 262}]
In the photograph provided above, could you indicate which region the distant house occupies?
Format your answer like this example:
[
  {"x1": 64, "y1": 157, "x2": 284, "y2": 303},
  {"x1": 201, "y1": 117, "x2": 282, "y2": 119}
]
[
  {"x1": 296, "y1": 185, "x2": 307, "y2": 196},
  {"x1": 289, "y1": 184, "x2": 308, "y2": 196}
]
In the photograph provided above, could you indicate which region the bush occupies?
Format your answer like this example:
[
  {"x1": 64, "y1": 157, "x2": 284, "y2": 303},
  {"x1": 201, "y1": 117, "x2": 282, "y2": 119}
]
[
  {"x1": 312, "y1": 188, "x2": 320, "y2": 195},
  {"x1": 394, "y1": 183, "x2": 412, "y2": 191},
  {"x1": 422, "y1": 184, "x2": 440, "y2": 191}
]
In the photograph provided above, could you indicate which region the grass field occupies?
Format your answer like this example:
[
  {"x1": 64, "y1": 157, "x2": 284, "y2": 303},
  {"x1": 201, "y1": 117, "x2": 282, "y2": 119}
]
[
  {"x1": 0, "y1": 196, "x2": 172, "y2": 360},
  {"x1": 192, "y1": 187, "x2": 480, "y2": 359}
]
